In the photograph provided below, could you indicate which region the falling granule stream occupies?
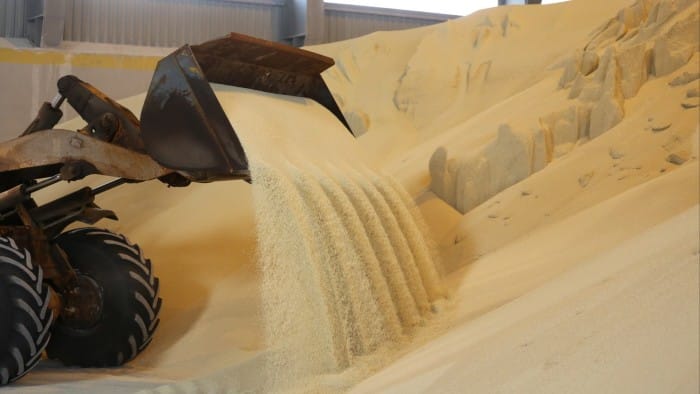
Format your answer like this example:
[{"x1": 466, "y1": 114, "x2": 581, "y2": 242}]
[{"x1": 251, "y1": 159, "x2": 445, "y2": 391}]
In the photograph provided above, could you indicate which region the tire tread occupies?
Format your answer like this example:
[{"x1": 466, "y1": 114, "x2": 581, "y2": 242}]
[{"x1": 0, "y1": 236, "x2": 53, "y2": 385}]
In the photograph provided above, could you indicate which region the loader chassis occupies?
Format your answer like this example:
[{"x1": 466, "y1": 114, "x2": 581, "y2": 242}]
[{"x1": 0, "y1": 32, "x2": 351, "y2": 385}]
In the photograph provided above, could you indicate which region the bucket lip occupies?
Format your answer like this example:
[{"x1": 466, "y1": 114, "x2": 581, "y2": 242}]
[{"x1": 192, "y1": 32, "x2": 336, "y2": 76}]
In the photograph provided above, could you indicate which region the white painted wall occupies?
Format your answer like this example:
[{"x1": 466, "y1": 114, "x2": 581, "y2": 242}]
[{"x1": 0, "y1": 47, "x2": 155, "y2": 141}]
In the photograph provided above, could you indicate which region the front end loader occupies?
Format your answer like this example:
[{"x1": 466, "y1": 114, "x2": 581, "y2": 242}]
[{"x1": 0, "y1": 33, "x2": 351, "y2": 385}]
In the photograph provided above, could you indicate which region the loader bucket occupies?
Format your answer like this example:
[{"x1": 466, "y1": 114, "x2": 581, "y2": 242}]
[
  {"x1": 140, "y1": 33, "x2": 352, "y2": 183},
  {"x1": 191, "y1": 33, "x2": 351, "y2": 133},
  {"x1": 141, "y1": 45, "x2": 250, "y2": 182}
]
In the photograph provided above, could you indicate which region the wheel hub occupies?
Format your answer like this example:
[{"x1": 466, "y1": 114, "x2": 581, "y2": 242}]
[{"x1": 60, "y1": 274, "x2": 103, "y2": 329}]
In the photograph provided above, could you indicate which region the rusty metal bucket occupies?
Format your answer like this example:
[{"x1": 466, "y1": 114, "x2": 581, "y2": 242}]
[{"x1": 140, "y1": 33, "x2": 351, "y2": 183}]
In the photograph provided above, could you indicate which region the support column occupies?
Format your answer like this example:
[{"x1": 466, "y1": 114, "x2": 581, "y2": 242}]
[
  {"x1": 282, "y1": 0, "x2": 325, "y2": 46},
  {"x1": 305, "y1": 0, "x2": 325, "y2": 45},
  {"x1": 284, "y1": 0, "x2": 308, "y2": 46},
  {"x1": 25, "y1": 0, "x2": 65, "y2": 47},
  {"x1": 41, "y1": 0, "x2": 65, "y2": 47}
]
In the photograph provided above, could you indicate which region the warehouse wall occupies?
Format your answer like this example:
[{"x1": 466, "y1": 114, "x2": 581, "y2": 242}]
[
  {"x1": 0, "y1": 0, "x2": 453, "y2": 46},
  {"x1": 0, "y1": 0, "x2": 26, "y2": 37},
  {"x1": 324, "y1": 4, "x2": 449, "y2": 43},
  {"x1": 62, "y1": 0, "x2": 285, "y2": 46}
]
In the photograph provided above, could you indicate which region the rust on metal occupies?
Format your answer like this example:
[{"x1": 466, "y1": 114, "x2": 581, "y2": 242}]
[
  {"x1": 0, "y1": 225, "x2": 32, "y2": 250},
  {"x1": 59, "y1": 274, "x2": 103, "y2": 328},
  {"x1": 194, "y1": 32, "x2": 335, "y2": 75},
  {"x1": 1, "y1": 209, "x2": 78, "y2": 293},
  {"x1": 58, "y1": 75, "x2": 145, "y2": 152},
  {"x1": 191, "y1": 33, "x2": 352, "y2": 133}
]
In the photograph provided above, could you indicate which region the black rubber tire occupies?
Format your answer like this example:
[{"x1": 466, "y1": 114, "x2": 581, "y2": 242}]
[
  {"x1": 47, "y1": 228, "x2": 161, "y2": 367},
  {"x1": 0, "y1": 236, "x2": 54, "y2": 385}
]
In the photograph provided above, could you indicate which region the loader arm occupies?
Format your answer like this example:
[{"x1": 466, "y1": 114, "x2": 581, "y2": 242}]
[{"x1": 0, "y1": 129, "x2": 170, "y2": 184}]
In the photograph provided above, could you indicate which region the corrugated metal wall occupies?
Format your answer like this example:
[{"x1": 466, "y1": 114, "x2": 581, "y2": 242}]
[
  {"x1": 63, "y1": 0, "x2": 285, "y2": 46},
  {"x1": 0, "y1": 0, "x2": 26, "y2": 37},
  {"x1": 1, "y1": 1, "x2": 452, "y2": 46},
  {"x1": 324, "y1": 4, "x2": 452, "y2": 43}
]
